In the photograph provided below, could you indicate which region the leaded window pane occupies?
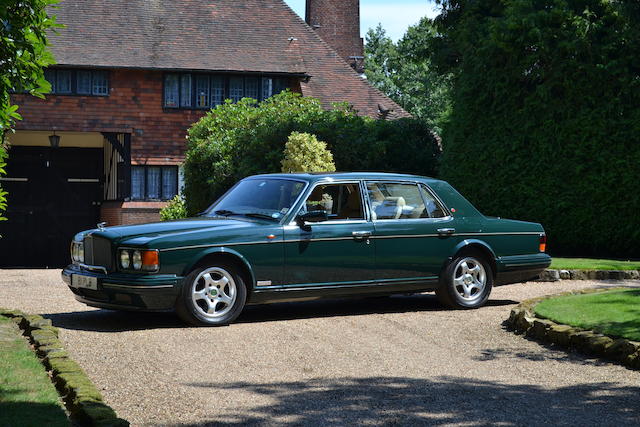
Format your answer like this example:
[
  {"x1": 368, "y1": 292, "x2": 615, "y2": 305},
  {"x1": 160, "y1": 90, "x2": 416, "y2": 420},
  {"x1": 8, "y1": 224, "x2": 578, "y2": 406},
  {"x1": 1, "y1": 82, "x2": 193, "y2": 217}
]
[
  {"x1": 229, "y1": 77, "x2": 243, "y2": 102},
  {"x1": 56, "y1": 70, "x2": 72, "y2": 93},
  {"x1": 92, "y1": 71, "x2": 109, "y2": 95},
  {"x1": 211, "y1": 76, "x2": 224, "y2": 106},
  {"x1": 44, "y1": 70, "x2": 56, "y2": 93},
  {"x1": 147, "y1": 167, "x2": 161, "y2": 199},
  {"x1": 273, "y1": 78, "x2": 288, "y2": 95},
  {"x1": 164, "y1": 74, "x2": 179, "y2": 107},
  {"x1": 180, "y1": 74, "x2": 192, "y2": 107},
  {"x1": 245, "y1": 77, "x2": 259, "y2": 100},
  {"x1": 196, "y1": 75, "x2": 210, "y2": 108},
  {"x1": 131, "y1": 167, "x2": 145, "y2": 200},
  {"x1": 161, "y1": 167, "x2": 178, "y2": 200},
  {"x1": 77, "y1": 71, "x2": 92, "y2": 94}
]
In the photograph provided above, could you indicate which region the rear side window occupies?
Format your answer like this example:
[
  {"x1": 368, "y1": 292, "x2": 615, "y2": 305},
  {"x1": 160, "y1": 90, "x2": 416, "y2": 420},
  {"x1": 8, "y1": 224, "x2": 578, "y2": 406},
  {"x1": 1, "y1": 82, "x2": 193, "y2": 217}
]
[
  {"x1": 367, "y1": 182, "x2": 428, "y2": 220},
  {"x1": 419, "y1": 184, "x2": 447, "y2": 218}
]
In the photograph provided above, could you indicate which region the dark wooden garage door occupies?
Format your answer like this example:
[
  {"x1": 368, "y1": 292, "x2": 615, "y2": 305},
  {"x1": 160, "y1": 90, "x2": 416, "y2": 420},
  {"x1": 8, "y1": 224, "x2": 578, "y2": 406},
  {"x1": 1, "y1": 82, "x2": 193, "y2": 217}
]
[{"x1": 0, "y1": 146, "x2": 103, "y2": 267}]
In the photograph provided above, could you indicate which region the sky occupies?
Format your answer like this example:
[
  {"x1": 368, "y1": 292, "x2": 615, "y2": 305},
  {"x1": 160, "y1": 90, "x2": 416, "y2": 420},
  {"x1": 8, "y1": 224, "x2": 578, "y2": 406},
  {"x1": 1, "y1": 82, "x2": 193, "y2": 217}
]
[{"x1": 284, "y1": 0, "x2": 440, "y2": 42}]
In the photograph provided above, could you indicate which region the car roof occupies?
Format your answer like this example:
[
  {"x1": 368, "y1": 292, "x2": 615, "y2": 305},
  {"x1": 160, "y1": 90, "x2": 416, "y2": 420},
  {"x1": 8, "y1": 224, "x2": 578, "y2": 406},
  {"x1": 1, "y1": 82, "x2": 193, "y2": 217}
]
[{"x1": 248, "y1": 172, "x2": 443, "y2": 184}]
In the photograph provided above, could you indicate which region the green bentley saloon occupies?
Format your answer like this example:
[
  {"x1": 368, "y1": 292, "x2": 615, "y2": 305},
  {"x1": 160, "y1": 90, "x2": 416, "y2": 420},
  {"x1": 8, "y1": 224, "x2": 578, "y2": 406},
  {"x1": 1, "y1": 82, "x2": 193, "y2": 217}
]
[{"x1": 62, "y1": 173, "x2": 551, "y2": 326}]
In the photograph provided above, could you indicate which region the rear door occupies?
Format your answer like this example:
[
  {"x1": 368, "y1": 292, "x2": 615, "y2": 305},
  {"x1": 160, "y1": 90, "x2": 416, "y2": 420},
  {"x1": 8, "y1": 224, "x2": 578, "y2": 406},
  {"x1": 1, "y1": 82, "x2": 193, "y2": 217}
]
[{"x1": 366, "y1": 181, "x2": 458, "y2": 282}]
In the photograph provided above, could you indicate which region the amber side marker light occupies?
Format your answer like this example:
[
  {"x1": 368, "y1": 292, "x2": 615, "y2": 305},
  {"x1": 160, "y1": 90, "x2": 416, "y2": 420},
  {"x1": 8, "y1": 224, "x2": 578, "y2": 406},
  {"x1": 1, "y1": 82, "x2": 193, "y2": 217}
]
[
  {"x1": 142, "y1": 250, "x2": 159, "y2": 271},
  {"x1": 539, "y1": 234, "x2": 547, "y2": 252}
]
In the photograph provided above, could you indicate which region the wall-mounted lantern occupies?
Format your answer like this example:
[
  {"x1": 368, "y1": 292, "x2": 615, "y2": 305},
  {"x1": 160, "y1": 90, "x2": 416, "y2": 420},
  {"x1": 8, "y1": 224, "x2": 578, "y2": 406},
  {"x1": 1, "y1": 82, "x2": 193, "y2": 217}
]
[{"x1": 49, "y1": 131, "x2": 60, "y2": 148}]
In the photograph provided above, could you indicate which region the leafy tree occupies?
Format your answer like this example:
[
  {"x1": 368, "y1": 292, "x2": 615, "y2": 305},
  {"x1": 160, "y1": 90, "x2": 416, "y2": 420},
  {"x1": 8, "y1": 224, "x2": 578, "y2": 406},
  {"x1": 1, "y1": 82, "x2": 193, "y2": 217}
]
[
  {"x1": 184, "y1": 91, "x2": 440, "y2": 215},
  {"x1": 281, "y1": 132, "x2": 336, "y2": 173},
  {"x1": 0, "y1": 0, "x2": 58, "y2": 222},
  {"x1": 364, "y1": 21, "x2": 451, "y2": 134},
  {"x1": 431, "y1": 0, "x2": 640, "y2": 257}
]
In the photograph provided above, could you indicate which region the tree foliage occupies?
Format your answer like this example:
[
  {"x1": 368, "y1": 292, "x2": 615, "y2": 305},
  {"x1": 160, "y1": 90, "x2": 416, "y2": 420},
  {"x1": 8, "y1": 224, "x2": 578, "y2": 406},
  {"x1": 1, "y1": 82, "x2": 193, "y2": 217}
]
[
  {"x1": 184, "y1": 91, "x2": 440, "y2": 215},
  {"x1": 431, "y1": 0, "x2": 640, "y2": 257},
  {"x1": 364, "y1": 21, "x2": 452, "y2": 134},
  {"x1": 0, "y1": 0, "x2": 58, "y2": 222},
  {"x1": 281, "y1": 132, "x2": 336, "y2": 173}
]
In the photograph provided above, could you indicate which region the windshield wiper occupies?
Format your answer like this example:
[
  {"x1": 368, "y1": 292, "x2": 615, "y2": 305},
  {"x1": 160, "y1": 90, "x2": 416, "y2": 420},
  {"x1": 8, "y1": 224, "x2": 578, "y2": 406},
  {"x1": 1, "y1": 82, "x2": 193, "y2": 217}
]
[
  {"x1": 213, "y1": 210, "x2": 277, "y2": 221},
  {"x1": 243, "y1": 213, "x2": 278, "y2": 221}
]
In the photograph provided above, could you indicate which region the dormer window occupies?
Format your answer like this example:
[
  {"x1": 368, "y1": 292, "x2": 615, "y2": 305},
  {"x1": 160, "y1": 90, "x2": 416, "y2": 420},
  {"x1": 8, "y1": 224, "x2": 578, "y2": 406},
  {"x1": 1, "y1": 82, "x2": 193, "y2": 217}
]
[{"x1": 163, "y1": 73, "x2": 289, "y2": 109}]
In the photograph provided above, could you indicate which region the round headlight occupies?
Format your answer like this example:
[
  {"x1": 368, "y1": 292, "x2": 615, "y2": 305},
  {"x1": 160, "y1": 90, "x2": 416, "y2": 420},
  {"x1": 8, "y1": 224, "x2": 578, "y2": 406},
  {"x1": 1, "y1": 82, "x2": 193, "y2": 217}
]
[
  {"x1": 119, "y1": 250, "x2": 130, "y2": 269},
  {"x1": 132, "y1": 250, "x2": 142, "y2": 270},
  {"x1": 71, "y1": 243, "x2": 78, "y2": 262},
  {"x1": 78, "y1": 243, "x2": 84, "y2": 263}
]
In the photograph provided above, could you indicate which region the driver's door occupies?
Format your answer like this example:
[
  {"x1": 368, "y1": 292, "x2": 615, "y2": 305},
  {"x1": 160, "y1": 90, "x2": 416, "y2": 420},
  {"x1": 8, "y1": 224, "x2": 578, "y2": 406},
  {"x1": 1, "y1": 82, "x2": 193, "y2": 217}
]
[{"x1": 283, "y1": 181, "x2": 375, "y2": 286}]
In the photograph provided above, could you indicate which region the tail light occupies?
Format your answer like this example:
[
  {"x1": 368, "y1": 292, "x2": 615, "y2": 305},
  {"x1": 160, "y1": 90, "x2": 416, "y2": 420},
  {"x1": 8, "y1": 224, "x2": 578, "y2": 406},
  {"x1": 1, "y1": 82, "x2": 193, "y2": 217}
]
[{"x1": 539, "y1": 234, "x2": 547, "y2": 252}]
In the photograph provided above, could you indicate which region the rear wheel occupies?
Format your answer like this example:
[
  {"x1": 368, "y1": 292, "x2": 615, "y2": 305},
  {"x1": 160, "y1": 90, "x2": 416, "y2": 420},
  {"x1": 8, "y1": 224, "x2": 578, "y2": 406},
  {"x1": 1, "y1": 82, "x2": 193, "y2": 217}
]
[
  {"x1": 175, "y1": 264, "x2": 247, "y2": 326},
  {"x1": 436, "y1": 254, "x2": 492, "y2": 309}
]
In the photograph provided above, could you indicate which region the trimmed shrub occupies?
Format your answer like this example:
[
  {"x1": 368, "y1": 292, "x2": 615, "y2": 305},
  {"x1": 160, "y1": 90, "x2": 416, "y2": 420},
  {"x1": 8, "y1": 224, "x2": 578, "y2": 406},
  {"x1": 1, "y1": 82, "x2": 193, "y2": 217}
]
[
  {"x1": 281, "y1": 132, "x2": 336, "y2": 173},
  {"x1": 432, "y1": 0, "x2": 640, "y2": 257},
  {"x1": 159, "y1": 195, "x2": 187, "y2": 221},
  {"x1": 184, "y1": 91, "x2": 440, "y2": 215}
]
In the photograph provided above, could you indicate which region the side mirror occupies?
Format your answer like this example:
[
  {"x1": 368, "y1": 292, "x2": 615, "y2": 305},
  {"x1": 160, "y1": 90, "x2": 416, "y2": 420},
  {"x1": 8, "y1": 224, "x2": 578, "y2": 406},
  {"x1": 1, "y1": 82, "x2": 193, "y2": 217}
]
[{"x1": 296, "y1": 210, "x2": 328, "y2": 229}]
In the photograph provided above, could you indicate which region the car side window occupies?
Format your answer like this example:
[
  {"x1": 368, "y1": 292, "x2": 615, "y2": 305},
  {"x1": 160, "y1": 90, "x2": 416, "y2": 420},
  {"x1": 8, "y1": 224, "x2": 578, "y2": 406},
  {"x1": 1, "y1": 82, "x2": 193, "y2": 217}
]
[
  {"x1": 419, "y1": 184, "x2": 448, "y2": 218},
  {"x1": 300, "y1": 183, "x2": 364, "y2": 221},
  {"x1": 367, "y1": 182, "x2": 429, "y2": 220}
]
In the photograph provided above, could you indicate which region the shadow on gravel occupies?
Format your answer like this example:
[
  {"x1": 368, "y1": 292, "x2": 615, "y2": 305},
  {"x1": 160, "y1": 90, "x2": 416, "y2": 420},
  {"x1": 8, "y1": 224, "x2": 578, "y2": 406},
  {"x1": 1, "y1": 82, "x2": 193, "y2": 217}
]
[
  {"x1": 42, "y1": 294, "x2": 518, "y2": 332},
  {"x1": 178, "y1": 376, "x2": 640, "y2": 426},
  {"x1": 473, "y1": 345, "x2": 610, "y2": 366}
]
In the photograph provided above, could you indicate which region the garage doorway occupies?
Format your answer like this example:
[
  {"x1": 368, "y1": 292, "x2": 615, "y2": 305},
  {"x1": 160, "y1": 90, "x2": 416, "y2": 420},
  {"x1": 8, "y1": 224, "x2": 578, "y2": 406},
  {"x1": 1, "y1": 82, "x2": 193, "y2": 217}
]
[{"x1": 0, "y1": 146, "x2": 103, "y2": 267}]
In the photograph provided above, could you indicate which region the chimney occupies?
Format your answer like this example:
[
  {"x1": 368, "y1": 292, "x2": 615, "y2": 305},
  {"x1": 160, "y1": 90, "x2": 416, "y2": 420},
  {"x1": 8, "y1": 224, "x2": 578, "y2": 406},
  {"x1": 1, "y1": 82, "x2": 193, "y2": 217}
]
[{"x1": 305, "y1": 0, "x2": 365, "y2": 73}]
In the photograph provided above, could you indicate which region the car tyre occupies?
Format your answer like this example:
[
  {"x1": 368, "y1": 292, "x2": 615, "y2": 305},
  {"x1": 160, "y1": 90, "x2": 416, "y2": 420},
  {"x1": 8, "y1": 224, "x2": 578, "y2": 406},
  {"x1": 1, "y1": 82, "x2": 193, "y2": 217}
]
[
  {"x1": 176, "y1": 263, "x2": 247, "y2": 326},
  {"x1": 436, "y1": 253, "x2": 493, "y2": 309}
]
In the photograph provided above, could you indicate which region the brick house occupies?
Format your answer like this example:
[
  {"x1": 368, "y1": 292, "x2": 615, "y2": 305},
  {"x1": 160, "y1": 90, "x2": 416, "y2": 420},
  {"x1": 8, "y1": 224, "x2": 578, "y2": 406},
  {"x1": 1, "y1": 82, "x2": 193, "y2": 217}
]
[{"x1": 2, "y1": 0, "x2": 408, "y2": 267}]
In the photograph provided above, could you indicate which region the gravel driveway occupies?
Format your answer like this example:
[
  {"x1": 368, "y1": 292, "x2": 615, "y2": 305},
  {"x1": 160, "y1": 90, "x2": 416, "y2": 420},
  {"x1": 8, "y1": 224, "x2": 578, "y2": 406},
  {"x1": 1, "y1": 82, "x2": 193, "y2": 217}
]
[{"x1": 1, "y1": 269, "x2": 639, "y2": 426}]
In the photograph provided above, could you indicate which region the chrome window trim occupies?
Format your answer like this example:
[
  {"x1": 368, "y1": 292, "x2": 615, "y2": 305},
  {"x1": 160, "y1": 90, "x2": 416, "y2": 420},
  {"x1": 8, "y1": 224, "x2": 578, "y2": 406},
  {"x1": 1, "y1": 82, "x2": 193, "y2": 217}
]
[
  {"x1": 287, "y1": 180, "x2": 368, "y2": 226},
  {"x1": 364, "y1": 180, "x2": 450, "y2": 222}
]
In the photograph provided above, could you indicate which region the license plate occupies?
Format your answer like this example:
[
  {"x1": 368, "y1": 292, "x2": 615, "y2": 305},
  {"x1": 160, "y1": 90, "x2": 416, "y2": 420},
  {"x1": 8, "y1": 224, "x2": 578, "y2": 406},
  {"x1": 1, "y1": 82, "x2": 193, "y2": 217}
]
[{"x1": 71, "y1": 274, "x2": 98, "y2": 290}]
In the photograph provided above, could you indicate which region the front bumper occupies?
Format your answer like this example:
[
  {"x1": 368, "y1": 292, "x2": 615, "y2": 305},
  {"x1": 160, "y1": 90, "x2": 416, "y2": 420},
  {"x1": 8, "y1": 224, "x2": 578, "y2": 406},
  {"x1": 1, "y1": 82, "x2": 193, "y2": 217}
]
[{"x1": 62, "y1": 264, "x2": 182, "y2": 311}]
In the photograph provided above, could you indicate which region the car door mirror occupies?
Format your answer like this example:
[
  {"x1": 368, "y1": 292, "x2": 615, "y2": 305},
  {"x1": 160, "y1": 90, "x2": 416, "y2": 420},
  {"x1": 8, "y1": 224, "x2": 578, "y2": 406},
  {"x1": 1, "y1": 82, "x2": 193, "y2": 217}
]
[{"x1": 296, "y1": 210, "x2": 328, "y2": 228}]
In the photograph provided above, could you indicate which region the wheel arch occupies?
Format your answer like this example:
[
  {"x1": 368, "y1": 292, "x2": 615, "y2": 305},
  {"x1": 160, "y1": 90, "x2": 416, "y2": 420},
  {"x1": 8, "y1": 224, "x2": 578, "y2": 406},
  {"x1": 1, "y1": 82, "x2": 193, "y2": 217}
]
[
  {"x1": 444, "y1": 239, "x2": 497, "y2": 278},
  {"x1": 183, "y1": 248, "x2": 256, "y2": 290}
]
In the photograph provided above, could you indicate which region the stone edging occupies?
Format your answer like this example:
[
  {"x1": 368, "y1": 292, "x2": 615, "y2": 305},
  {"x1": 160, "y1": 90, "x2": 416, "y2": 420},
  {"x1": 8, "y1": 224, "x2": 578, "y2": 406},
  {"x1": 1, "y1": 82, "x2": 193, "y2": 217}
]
[
  {"x1": 504, "y1": 287, "x2": 640, "y2": 370},
  {"x1": 538, "y1": 269, "x2": 640, "y2": 282},
  {"x1": 0, "y1": 309, "x2": 128, "y2": 427}
]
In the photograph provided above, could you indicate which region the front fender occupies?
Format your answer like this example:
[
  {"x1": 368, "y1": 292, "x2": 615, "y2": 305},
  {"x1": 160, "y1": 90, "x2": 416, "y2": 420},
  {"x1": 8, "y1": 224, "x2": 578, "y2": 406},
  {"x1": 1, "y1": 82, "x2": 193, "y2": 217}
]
[{"x1": 183, "y1": 247, "x2": 257, "y2": 288}]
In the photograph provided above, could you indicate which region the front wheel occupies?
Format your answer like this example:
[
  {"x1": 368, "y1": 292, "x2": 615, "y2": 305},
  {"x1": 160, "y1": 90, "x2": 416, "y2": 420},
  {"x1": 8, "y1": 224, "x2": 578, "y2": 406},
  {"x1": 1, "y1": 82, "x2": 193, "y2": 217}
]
[
  {"x1": 436, "y1": 254, "x2": 493, "y2": 309},
  {"x1": 176, "y1": 264, "x2": 247, "y2": 326}
]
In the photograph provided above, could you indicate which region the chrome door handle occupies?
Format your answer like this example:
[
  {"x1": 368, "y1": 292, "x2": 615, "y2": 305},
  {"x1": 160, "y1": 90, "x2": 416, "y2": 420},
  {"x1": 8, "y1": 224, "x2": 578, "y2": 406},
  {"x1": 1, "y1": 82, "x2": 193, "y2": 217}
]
[
  {"x1": 437, "y1": 228, "x2": 455, "y2": 236},
  {"x1": 352, "y1": 231, "x2": 372, "y2": 240}
]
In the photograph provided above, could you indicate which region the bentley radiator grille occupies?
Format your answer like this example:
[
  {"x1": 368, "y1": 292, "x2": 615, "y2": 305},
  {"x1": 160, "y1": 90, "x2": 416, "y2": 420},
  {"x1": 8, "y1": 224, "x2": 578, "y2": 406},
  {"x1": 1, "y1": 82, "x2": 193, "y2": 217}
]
[{"x1": 83, "y1": 235, "x2": 113, "y2": 271}]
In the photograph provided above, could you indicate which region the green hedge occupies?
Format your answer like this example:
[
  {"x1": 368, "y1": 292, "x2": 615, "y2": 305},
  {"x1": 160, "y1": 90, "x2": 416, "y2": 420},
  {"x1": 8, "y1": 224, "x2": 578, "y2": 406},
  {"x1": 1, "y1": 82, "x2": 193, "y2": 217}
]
[
  {"x1": 433, "y1": 0, "x2": 640, "y2": 257},
  {"x1": 184, "y1": 92, "x2": 440, "y2": 215}
]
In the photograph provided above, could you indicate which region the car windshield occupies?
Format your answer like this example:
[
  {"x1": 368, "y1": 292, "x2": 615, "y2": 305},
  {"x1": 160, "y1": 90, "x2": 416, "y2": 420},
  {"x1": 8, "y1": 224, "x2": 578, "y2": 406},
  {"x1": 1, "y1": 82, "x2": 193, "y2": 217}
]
[{"x1": 205, "y1": 178, "x2": 306, "y2": 221}]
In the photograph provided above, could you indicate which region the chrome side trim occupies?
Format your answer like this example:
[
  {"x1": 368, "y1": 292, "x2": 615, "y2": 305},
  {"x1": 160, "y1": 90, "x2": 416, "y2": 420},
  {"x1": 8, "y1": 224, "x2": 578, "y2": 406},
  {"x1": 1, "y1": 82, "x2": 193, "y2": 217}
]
[
  {"x1": 0, "y1": 177, "x2": 28, "y2": 182},
  {"x1": 76, "y1": 263, "x2": 108, "y2": 274},
  {"x1": 102, "y1": 283, "x2": 174, "y2": 289},
  {"x1": 68, "y1": 178, "x2": 100, "y2": 183},
  {"x1": 254, "y1": 276, "x2": 438, "y2": 291},
  {"x1": 159, "y1": 231, "x2": 541, "y2": 252}
]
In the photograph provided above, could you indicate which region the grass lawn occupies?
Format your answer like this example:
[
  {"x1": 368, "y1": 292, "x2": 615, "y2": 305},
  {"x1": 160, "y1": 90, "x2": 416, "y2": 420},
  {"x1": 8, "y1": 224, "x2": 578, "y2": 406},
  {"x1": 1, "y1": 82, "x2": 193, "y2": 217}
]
[
  {"x1": 550, "y1": 257, "x2": 640, "y2": 271},
  {"x1": 535, "y1": 288, "x2": 640, "y2": 341},
  {"x1": 0, "y1": 316, "x2": 68, "y2": 426}
]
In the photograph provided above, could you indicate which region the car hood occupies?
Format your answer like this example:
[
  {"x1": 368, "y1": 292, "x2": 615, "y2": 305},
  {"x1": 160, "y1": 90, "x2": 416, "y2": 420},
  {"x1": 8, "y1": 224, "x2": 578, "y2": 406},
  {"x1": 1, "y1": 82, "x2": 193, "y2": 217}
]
[{"x1": 75, "y1": 217, "x2": 266, "y2": 245}]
